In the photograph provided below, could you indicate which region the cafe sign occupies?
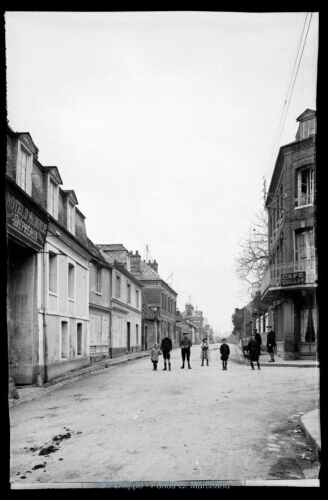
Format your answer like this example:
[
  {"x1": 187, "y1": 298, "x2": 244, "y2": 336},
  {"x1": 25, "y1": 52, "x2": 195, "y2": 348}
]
[
  {"x1": 281, "y1": 271, "x2": 306, "y2": 286},
  {"x1": 6, "y1": 182, "x2": 48, "y2": 251}
]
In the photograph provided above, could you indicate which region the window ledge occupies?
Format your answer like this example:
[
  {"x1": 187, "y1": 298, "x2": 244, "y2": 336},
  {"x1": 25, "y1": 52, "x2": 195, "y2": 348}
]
[
  {"x1": 95, "y1": 292, "x2": 102, "y2": 296},
  {"x1": 295, "y1": 204, "x2": 313, "y2": 210}
]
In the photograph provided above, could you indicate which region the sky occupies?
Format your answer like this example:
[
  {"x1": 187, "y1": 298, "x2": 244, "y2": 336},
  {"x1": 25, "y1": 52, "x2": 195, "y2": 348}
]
[{"x1": 5, "y1": 11, "x2": 318, "y2": 333}]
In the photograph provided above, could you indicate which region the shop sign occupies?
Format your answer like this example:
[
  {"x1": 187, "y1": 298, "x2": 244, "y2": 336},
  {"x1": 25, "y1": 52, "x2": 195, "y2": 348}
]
[
  {"x1": 6, "y1": 186, "x2": 48, "y2": 251},
  {"x1": 281, "y1": 271, "x2": 306, "y2": 286}
]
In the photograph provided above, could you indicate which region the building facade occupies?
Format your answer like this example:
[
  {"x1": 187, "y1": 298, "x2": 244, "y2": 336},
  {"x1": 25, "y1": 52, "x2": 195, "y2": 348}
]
[
  {"x1": 97, "y1": 245, "x2": 143, "y2": 357},
  {"x1": 6, "y1": 126, "x2": 93, "y2": 384},
  {"x1": 88, "y1": 240, "x2": 112, "y2": 362},
  {"x1": 261, "y1": 109, "x2": 318, "y2": 360},
  {"x1": 129, "y1": 251, "x2": 178, "y2": 346}
]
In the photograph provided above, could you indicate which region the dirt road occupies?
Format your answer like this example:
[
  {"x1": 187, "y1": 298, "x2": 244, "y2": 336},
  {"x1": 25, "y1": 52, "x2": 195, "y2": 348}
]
[{"x1": 10, "y1": 344, "x2": 320, "y2": 485}]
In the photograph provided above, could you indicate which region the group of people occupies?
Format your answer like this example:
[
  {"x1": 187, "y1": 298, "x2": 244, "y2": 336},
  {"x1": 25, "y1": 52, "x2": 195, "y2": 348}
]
[
  {"x1": 150, "y1": 332, "x2": 231, "y2": 371},
  {"x1": 150, "y1": 325, "x2": 276, "y2": 372},
  {"x1": 246, "y1": 325, "x2": 276, "y2": 370}
]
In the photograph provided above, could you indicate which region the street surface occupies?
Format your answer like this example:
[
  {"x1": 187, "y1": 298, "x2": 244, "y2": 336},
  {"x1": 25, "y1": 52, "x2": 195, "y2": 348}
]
[{"x1": 10, "y1": 343, "x2": 320, "y2": 485}]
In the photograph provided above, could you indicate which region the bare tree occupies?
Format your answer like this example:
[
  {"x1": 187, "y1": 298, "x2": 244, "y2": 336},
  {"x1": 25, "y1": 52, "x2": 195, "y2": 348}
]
[{"x1": 235, "y1": 209, "x2": 269, "y2": 296}]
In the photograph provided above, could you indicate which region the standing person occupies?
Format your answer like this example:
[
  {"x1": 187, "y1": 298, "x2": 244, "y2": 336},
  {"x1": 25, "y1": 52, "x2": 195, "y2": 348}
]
[
  {"x1": 180, "y1": 332, "x2": 192, "y2": 369},
  {"x1": 266, "y1": 326, "x2": 276, "y2": 362},
  {"x1": 160, "y1": 332, "x2": 173, "y2": 371},
  {"x1": 247, "y1": 333, "x2": 261, "y2": 370},
  {"x1": 254, "y1": 329, "x2": 262, "y2": 355},
  {"x1": 200, "y1": 337, "x2": 210, "y2": 366},
  {"x1": 150, "y1": 343, "x2": 161, "y2": 371},
  {"x1": 220, "y1": 338, "x2": 230, "y2": 370}
]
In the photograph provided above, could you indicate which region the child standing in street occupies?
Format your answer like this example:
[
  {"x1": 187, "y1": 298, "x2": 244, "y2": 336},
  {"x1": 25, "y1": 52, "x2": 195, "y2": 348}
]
[
  {"x1": 247, "y1": 334, "x2": 261, "y2": 370},
  {"x1": 220, "y1": 338, "x2": 230, "y2": 370},
  {"x1": 150, "y1": 343, "x2": 161, "y2": 371},
  {"x1": 200, "y1": 337, "x2": 210, "y2": 366}
]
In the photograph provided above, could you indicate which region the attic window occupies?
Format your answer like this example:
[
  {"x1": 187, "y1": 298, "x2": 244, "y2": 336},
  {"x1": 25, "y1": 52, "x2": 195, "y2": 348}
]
[
  {"x1": 302, "y1": 118, "x2": 315, "y2": 139},
  {"x1": 67, "y1": 200, "x2": 75, "y2": 234}
]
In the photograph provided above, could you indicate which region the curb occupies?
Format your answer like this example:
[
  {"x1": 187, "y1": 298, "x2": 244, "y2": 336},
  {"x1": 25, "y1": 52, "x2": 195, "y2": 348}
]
[
  {"x1": 300, "y1": 409, "x2": 321, "y2": 460},
  {"x1": 9, "y1": 352, "x2": 151, "y2": 409}
]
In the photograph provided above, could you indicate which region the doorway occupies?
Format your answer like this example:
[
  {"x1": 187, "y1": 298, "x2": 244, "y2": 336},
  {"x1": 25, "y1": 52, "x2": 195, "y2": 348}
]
[{"x1": 127, "y1": 322, "x2": 131, "y2": 352}]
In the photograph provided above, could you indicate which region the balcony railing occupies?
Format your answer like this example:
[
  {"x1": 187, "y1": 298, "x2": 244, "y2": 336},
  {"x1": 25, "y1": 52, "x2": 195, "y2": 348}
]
[{"x1": 261, "y1": 258, "x2": 318, "y2": 296}]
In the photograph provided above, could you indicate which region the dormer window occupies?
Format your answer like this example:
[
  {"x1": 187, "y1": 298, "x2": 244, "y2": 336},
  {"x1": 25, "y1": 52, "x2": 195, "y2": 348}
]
[
  {"x1": 49, "y1": 179, "x2": 59, "y2": 218},
  {"x1": 301, "y1": 118, "x2": 315, "y2": 139},
  {"x1": 17, "y1": 145, "x2": 32, "y2": 194},
  {"x1": 67, "y1": 200, "x2": 75, "y2": 234}
]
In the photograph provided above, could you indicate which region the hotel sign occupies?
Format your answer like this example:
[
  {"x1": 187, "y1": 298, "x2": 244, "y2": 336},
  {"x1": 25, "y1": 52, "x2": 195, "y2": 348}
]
[
  {"x1": 281, "y1": 271, "x2": 306, "y2": 286},
  {"x1": 6, "y1": 182, "x2": 49, "y2": 251}
]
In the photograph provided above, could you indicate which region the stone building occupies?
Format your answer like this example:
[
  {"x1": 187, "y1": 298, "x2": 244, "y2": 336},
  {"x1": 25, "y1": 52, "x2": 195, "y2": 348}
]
[
  {"x1": 87, "y1": 239, "x2": 112, "y2": 362},
  {"x1": 261, "y1": 109, "x2": 318, "y2": 359},
  {"x1": 96, "y1": 245, "x2": 144, "y2": 357},
  {"x1": 130, "y1": 251, "x2": 178, "y2": 346},
  {"x1": 181, "y1": 302, "x2": 204, "y2": 344},
  {"x1": 98, "y1": 247, "x2": 179, "y2": 347},
  {"x1": 6, "y1": 125, "x2": 93, "y2": 384}
]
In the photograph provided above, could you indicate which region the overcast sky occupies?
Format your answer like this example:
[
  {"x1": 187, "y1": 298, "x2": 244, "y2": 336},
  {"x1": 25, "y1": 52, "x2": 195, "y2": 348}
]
[{"x1": 5, "y1": 11, "x2": 318, "y2": 333}]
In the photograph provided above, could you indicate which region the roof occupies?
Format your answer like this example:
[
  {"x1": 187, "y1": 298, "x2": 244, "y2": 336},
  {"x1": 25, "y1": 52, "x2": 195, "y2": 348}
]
[
  {"x1": 139, "y1": 260, "x2": 162, "y2": 280},
  {"x1": 296, "y1": 108, "x2": 316, "y2": 122},
  {"x1": 97, "y1": 248, "x2": 115, "y2": 265},
  {"x1": 43, "y1": 166, "x2": 63, "y2": 185},
  {"x1": 87, "y1": 238, "x2": 113, "y2": 266},
  {"x1": 62, "y1": 190, "x2": 79, "y2": 205},
  {"x1": 97, "y1": 244, "x2": 128, "y2": 252}
]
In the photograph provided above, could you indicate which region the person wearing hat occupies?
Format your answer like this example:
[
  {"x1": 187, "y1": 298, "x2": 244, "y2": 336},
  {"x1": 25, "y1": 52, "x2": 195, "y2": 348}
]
[
  {"x1": 180, "y1": 332, "x2": 192, "y2": 369},
  {"x1": 160, "y1": 332, "x2": 173, "y2": 371},
  {"x1": 266, "y1": 326, "x2": 276, "y2": 362},
  {"x1": 247, "y1": 333, "x2": 261, "y2": 370},
  {"x1": 200, "y1": 337, "x2": 210, "y2": 366},
  {"x1": 254, "y1": 329, "x2": 262, "y2": 355}
]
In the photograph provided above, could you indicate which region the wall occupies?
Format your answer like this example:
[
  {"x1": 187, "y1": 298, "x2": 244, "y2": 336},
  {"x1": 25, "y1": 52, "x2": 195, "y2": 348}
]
[{"x1": 7, "y1": 244, "x2": 38, "y2": 385}]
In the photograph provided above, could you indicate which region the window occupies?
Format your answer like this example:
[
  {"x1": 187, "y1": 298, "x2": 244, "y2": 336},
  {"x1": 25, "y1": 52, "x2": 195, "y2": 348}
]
[
  {"x1": 77, "y1": 323, "x2": 83, "y2": 355},
  {"x1": 295, "y1": 228, "x2": 316, "y2": 271},
  {"x1": 96, "y1": 266, "x2": 102, "y2": 293},
  {"x1": 49, "y1": 180, "x2": 57, "y2": 217},
  {"x1": 49, "y1": 252, "x2": 57, "y2": 293},
  {"x1": 68, "y1": 263, "x2": 75, "y2": 299},
  {"x1": 116, "y1": 274, "x2": 121, "y2": 299},
  {"x1": 127, "y1": 283, "x2": 131, "y2": 303},
  {"x1": 67, "y1": 201, "x2": 75, "y2": 233},
  {"x1": 136, "y1": 290, "x2": 139, "y2": 308},
  {"x1": 17, "y1": 146, "x2": 31, "y2": 193},
  {"x1": 295, "y1": 168, "x2": 314, "y2": 207},
  {"x1": 136, "y1": 324, "x2": 139, "y2": 345},
  {"x1": 61, "y1": 321, "x2": 69, "y2": 358},
  {"x1": 302, "y1": 118, "x2": 315, "y2": 139}
]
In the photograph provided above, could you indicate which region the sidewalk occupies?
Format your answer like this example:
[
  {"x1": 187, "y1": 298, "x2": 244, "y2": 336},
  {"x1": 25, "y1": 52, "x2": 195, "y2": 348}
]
[
  {"x1": 9, "y1": 349, "x2": 152, "y2": 409},
  {"x1": 235, "y1": 344, "x2": 319, "y2": 368}
]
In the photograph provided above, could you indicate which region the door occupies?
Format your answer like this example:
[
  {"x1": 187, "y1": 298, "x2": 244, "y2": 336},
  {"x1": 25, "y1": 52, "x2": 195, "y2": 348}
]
[{"x1": 127, "y1": 322, "x2": 131, "y2": 352}]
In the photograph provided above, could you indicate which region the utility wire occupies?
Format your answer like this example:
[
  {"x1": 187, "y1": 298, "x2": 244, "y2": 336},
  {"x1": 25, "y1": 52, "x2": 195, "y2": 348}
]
[{"x1": 266, "y1": 12, "x2": 313, "y2": 184}]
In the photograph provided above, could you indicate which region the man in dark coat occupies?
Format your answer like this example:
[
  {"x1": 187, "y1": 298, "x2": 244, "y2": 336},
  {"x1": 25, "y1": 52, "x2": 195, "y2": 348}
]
[
  {"x1": 266, "y1": 326, "x2": 276, "y2": 362},
  {"x1": 254, "y1": 329, "x2": 262, "y2": 355},
  {"x1": 247, "y1": 333, "x2": 260, "y2": 370},
  {"x1": 180, "y1": 332, "x2": 192, "y2": 369},
  {"x1": 160, "y1": 332, "x2": 173, "y2": 371}
]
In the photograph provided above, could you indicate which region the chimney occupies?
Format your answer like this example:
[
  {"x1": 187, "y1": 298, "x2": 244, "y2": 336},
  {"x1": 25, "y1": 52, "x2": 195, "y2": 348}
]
[
  {"x1": 130, "y1": 250, "x2": 141, "y2": 275},
  {"x1": 148, "y1": 259, "x2": 158, "y2": 273}
]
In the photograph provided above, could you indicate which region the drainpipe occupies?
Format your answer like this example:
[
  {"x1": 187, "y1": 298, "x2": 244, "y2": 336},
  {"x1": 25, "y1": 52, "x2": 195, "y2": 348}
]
[{"x1": 41, "y1": 249, "x2": 48, "y2": 383}]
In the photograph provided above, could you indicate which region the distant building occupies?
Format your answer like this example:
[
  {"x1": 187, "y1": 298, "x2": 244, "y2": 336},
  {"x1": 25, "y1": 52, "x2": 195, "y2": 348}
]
[
  {"x1": 97, "y1": 245, "x2": 144, "y2": 357},
  {"x1": 261, "y1": 109, "x2": 318, "y2": 359},
  {"x1": 181, "y1": 302, "x2": 204, "y2": 344}
]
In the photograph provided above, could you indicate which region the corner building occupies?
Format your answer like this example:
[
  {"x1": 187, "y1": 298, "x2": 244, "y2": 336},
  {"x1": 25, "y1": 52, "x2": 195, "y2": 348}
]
[{"x1": 261, "y1": 109, "x2": 318, "y2": 359}]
